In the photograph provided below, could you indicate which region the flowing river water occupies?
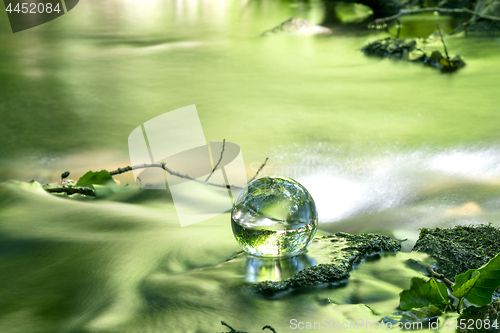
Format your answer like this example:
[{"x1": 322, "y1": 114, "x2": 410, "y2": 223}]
[{"x1": 1, "y1": 0, "x2": 500, "y2": 332}]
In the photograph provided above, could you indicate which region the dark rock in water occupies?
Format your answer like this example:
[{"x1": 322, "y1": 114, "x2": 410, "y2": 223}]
[
  {"x1": 361, "y1": 37, "x2": 426, "y2": 60},
  {"x1": 261, "y1": 18, "x2": 332, "y2": 36},
  {"x1": 412, "y1": 224, "x2": 500, "y2": 280},
  {"x1": 361, "y1": 37, "x2": 466, "y2": 72},
  {"x1": 426, "y1": 51, "x2": 466, "y2": 72},
  {"x1": 251, "y1": 232, "x2": 401, "y2": 297}
]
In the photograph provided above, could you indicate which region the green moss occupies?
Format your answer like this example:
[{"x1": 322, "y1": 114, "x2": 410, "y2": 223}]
[
  {"x1": 412, "y1": 224, "x2": 500, "y2": 279},
  {"x1": 252, "y1": 232, "x2": 401, "y2": 297}
]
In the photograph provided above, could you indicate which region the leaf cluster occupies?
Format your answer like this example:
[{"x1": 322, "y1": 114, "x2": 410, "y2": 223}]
[{"x1": 399, "y1": 252, "x2": 500, "y2": 319}]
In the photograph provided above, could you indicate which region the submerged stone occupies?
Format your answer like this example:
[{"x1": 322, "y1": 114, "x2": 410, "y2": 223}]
[
  {"x1": 361, "y1": 37, "x2": 466, "y2": 72},
  {"x1": 261, "y1": 18, "x2": 332, "y2": 36},
  {"x1": 251, "y1": 232, "x2": 401, "y2": 297}
]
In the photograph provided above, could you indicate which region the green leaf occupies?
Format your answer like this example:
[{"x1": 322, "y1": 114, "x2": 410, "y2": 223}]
[
  {"x1": 400, "y1": 277, "x2": 449, "y2": 310},
  {"x1": 453, "y1": 252, "x2": 500, "y2": 306},
  {"x1": 76, "y1": 170, "x2": 115, "y2": 189},
  {"x1": 430, "y1": 278, "x2": 449, "y2": 303},
  {"x1": 452, "y1": 270, "x2": 480, "y2": 299}
]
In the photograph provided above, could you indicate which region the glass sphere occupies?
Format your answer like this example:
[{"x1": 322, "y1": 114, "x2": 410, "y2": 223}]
[{"x1": 231, "y1": 176, "x2": 318, "y2": 257}]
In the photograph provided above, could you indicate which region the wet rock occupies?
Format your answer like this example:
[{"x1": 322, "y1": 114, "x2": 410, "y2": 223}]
[
  {"x1": 362, "y1": 37, "x2": 466, "y2": 72},
  {"x1": 252, "y1": 232, "x2": 401, "y2": 297},
  {"x1": 361, "y1": 37, "x2": 426, "y2": 60},
  {"x1": 261, "y1": 18, "x2": 332, "y2": 36},
  {"x1": 426, "y1": 50, "x2": 466, "y2": 72}
]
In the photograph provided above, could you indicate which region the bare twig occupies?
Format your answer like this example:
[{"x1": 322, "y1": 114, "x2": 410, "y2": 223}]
[
  {"x1": 408, "y1": 259, "x2": 455, "y2": 288},
  {"x1": 220, "y1": 321, "x2": 247, "y2": 333},
  {"x1": 368, "y1": 7, "x2": 500, "y2": 28},
  {"x1": 108, "y1": 139, "x2": 247, "y2": 189},
  {"x1": 436, "y1": 23, "x2": 450, "y2": 63},
  {"x1": 110, "y1": 162, "x2": 242, "y2": 190},
  {"x1": 262, "y1": 325, "x2": 278, "y2": 333},
  {"x1": 49, "y1": 142, "x2": 272, "y2": 196},
  {"x1": 249, "y1": 158, "x2": 268, "y2": 183},
  {"x1": 206, "y1": 139, "x2": 226, "y2": 182}
]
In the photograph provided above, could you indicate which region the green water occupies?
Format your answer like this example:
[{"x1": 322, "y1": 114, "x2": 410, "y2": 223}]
[{"x1": 2, "y1": 0, "x2": 500, "y2": 332}]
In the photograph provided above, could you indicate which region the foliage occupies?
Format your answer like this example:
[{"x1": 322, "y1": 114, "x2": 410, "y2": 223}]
[
  {"x1": 400, "y1": 277, "x2": 449, "y2": 310},
  {"x1": 452, "y1": 270, "x2": 480, "y2": 299},
  {"x1": 452, "y1": 252, "x2": 500, "y2": 307},
  {"x1": 396, "y1": 251, "x2": 500, "y2": 327},
  {"x1": 76, "y1": 170, "x2": 115, "y2": 190}
]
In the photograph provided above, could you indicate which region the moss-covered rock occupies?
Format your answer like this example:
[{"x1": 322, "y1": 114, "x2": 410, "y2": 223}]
[
  {"x1": 361, "y1": 37, "x2": 466, "y2": 72},
  {"x1": 412, "y1": 224, "x2": 500, "y2": 279},
  {"x1": 252, "y1": 232, "x2": 401, "y2": 297}
]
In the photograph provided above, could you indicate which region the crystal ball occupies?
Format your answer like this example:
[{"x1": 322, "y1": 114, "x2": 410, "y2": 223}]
[{"x1": 231, "y1": 176, "x2": 318, "y2": 257}]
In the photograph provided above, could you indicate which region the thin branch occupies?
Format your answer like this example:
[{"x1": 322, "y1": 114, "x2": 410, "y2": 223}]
[
  {"x1": 220, "y1": 321, "x2": 248, "y2": 333},
  {"x1": 408, "y1": 259, "x2": 455, "y2": 288},
  {"x1": 220, "y1": 321, "x2": 237, "y2": 332},
  {"x1": 51, "y1": 143, "x2": 271, "y2": 194},
  {"x1": 249, "y1": 158, "x2": 268, "y2": 183},
  {"x1": 262, "y1": 325, "x2": 278, "y2": 333},
  {"x1": 108, "y1": 139, "x2": 248, "y2": 190},
  {"x1": 206, "y1": 139, "x2": 225, "y2": 182},
  {"x1": 368, "y1": 7, "x2": 500, "y2": 28},
  {"x1": 436, "y1": 23, "x2": 450, "y2": 63},
  {"x1": 110, "y1": 162, "x2": 243, "y2": 190}
]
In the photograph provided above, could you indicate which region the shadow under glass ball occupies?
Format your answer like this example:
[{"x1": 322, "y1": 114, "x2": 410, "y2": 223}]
[{"x1": 231, "y1": 176, "x2": 318, "y2": 257}]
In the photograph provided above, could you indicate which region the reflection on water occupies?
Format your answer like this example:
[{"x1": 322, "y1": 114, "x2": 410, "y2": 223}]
[{"x1": 244, "y1": 254, "x2": 316, "y2": 283}]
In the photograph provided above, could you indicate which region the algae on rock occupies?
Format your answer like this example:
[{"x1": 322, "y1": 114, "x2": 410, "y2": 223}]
[
  {"x1": 412, "y1": 224, "x2": 500, "y2": 303},
  {"x1": 412, "y1": 224, "x2": 500, "y2": 279},
  {"x1": 251, "y1": 232, "x2": 401, "y2": 297}
]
